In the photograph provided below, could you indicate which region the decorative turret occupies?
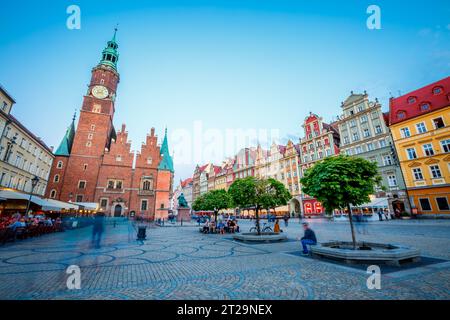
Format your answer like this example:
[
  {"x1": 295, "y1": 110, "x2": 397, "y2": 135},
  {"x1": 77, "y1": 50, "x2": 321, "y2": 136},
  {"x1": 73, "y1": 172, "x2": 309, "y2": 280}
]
[
  {"x1": 99, "y1": 28, "x2": 119, "y2": 70},
  {"x1": 158, "y1": 128, "x2": 174, "y2": 172},
  {"x1": 55, "y1": 113, "x2": 76, "y2": 156}
]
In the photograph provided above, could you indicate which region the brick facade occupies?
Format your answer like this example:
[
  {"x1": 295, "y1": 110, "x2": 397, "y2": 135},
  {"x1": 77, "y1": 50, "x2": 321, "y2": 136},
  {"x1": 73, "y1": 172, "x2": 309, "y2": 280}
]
[{"x1": 45, "y1": 35, "x2": 173, "y2": 220}]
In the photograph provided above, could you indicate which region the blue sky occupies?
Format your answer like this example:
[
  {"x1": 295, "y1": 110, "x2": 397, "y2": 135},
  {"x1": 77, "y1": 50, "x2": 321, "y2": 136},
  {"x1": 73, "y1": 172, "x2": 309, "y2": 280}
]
[{"x1": 1, "y1": 0, "x2": 449, "y2": 182}]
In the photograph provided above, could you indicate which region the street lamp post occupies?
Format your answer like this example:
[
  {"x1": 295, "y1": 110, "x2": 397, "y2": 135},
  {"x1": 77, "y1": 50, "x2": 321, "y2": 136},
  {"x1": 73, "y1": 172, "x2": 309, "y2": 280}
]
[{"x1": 25, "y1": 176, "x2": 40, "y2": 217}]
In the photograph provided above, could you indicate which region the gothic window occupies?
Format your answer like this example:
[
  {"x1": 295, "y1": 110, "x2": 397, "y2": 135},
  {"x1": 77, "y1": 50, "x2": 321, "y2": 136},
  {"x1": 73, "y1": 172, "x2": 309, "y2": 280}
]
[
  {"x1": 54, "y1": 174, "x2": 60, "y2": 183},
  {"x1": 92, "y1": 104, "x2": 101, "y2": 113},
  {"x1": 78, "y1": 180, "x2": 86, "y2": 189},
  {"x1": 116, "y1": 155, "x2": 122, "y2": 162},
  {"x1": 100, "y1": 198, "x2": 108, "y2": 208},
  {"x1": 86, "y1": 141, "x2": 92, "y2": 147},
  {"x1": 50, "y1": 190, "x2": 57, "y2": 199},
  {"x1": 91, "y1": 125, "x2": 96, "y2": 131},
  {"x1": 142, "y1": 179, "x2": 153, "y2": 191},
  {"x1": 88, "y1": 133, "x2": 94, "y2": 140}
]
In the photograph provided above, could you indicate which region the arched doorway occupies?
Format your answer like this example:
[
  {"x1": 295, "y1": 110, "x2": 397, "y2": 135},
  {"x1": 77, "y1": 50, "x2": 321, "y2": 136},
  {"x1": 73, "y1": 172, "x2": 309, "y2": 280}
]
[
  {"x1": 114, "y1": 204, "x2": 122, "y2": 217},
  {"x1": 289, "y1": 198, "x2": 301, "y2": 217}
]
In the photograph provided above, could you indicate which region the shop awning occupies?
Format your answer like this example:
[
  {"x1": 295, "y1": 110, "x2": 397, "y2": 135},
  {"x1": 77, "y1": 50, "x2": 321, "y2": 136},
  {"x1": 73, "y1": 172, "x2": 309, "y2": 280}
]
[
  {"x1": 40, "y1": 199, "x2": 80, "y2": 211},
  {"x1": 351, "y1": 197, "x2": 389, "y2": 209},
  {"x1": 74, "y1": 202, "x2": 99, "y2": 211},
  {"x1": 0, "y1": 189, "x2": 46, "y2": 206}
]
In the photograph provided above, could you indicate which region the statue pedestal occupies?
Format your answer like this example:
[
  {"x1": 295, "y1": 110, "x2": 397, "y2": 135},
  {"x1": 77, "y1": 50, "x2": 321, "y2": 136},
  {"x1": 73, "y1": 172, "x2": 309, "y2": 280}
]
[{"x1": 177, "y1": 207, "x2": 191, "y2": 222}]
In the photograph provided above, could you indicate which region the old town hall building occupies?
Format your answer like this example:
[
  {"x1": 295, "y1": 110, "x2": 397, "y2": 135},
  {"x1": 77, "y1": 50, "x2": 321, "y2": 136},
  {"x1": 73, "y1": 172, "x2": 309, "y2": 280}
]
[{"x1": 45, "y1": 30, "x2": 174, "y2": 219}]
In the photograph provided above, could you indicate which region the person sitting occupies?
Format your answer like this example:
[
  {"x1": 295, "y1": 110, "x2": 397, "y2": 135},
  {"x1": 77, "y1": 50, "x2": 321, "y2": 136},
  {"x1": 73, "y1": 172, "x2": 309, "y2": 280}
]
[
  {"x1": 209, "y1": 220, "x2": 216, "y2": 234},
  {"x1": 234, "y1": 220, "x2": 240, "y2": 233},
  {"x1": 300, "y1": 222, "x2": 317, "y2": 255},
  {"x1": 202, "y1": 221, "x2": 210, "y2": 234},
  {"x1": 8, "y1": 219, "x2": 26, "y2": 231},
  {"x1": 228, "y1": 219, "x2": 236, "y2": 233},
  {"x1": 274, "y1": 219, "x2": 281, "y2": 233}
]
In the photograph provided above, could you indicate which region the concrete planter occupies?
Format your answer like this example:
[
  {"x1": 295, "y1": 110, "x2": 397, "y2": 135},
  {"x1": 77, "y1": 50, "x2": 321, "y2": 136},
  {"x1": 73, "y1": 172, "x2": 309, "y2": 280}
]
[
  {"x1": 310, "y1": 241, "x2": 420, "y2": 266},
  {"x1": 233, "y1": 232, "x2": 288, "y2": 243}
]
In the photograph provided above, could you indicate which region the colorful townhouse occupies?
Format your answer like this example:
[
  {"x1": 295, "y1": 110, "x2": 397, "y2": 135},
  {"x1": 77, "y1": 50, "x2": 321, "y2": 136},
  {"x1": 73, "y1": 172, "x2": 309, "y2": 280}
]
[
  {"x1": 337, "y1": 91, "x2": 410, "y2": 214},
  {"x1": 389, "y1": 76, "x2": 450, "y2": 216},
  {"x1": 299, "y1": 113, "x2": 340, "y2": 215}
]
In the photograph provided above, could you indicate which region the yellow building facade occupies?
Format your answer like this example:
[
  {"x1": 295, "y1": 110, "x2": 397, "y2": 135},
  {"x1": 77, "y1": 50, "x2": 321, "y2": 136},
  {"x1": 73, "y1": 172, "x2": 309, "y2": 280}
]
[{"x1": 389, "y1": 77, "x2": 450, "y2": 216}]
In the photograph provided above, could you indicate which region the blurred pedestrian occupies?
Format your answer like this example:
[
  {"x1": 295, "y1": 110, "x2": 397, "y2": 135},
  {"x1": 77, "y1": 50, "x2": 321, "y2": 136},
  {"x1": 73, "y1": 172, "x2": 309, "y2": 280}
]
[{"x1": 91, "y1": 212, "x2": 105, "y2": 249}]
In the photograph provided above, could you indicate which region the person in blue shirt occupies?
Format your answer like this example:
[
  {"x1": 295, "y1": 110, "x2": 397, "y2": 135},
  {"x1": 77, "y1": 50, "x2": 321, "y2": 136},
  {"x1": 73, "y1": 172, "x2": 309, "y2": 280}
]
[{"x1": 300, "y1": 222, "x2": 317, "y2": 255}]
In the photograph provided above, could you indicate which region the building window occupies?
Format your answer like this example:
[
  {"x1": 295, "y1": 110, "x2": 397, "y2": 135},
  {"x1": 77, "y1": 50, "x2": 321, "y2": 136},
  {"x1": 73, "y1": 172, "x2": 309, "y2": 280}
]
[
  {"x1": 407, "y1": 96, "x2": 417, "y2": 104},
  {"x1": 76, "y1": 195, "x2": 83, "y2": 202},
  {"x1": 100, "y1": 198, "x2": 108, "y2": 209},
  {"x1": 436, "y1": 197, "x2": 449, "y2": 211},
  {"x1": 375, "y1": 125, "x2": 382, "y2": 134},
  {"x1": 412, "y1": 168, "x2": 423, "y2": 180},
  {"x1": 383, "y1": 155, "x2": 392, "y2": 166},
  {"x1": 54, "y1": 174, "x2": 60, "y2": 183},
  {"x1": 107, "y1": 179, "x2": 123, "y2": 190},
  {"x1": 355, "y1": 146, "x2": 363, "y2": 154},
  {"x1": 57, "y1": 161, "x2": 63, "y2": 169},
  {"x1": 352, "y1": 132, "x2": 359, "y2": 141},
  {"x1": 91, "y1": 124, "x2": 96, "y2": 131},
  {"x1": 160, "y1": 203, "x2": 165, "y2": 209},
  {"x1": 84, "y1": 164, "x2": 88, "y2": 171},
  {"x1": 419, "y1": 198, "x2": 432, "y2": 211},
  {"x1": 116, "y1": 155, "x2": 122, "y2": 162},
  {"x1": 406, "y1": 148, "x2": 417, "y2": 160},
  {"x1": 433, "y1": 117, "x2": 445, "y2": 129},
  {"x1": 86, "y1": 141, "x2": 92, "y2": 147},
  {"x1": 422, "y1": 143, "x2": 434, "y2": 156},
  {"x1": 142, "y1": 179, "x2": 153, "y2": 191},
  {"x1": 441, "y1": 139, "x2": 450, "y2": 153},
  {"x1": 50, "y1": 190, "x2": 57, "y2": 199},
  {"x1": 350, "y1": 120, "x2": 356, "y2": 127},
  {"x1": 363, "y1": 129, "x2": 370, "y2": 138},
  {"x1": 387, "y1": 175, "x2": 397, "y2": 187},
  {"x1": 367, "y1": 143, "x2": 374, "y2": 151},
  {"x1": 432, "y1": 86, "x2": 443, "y2": 95},
  {"x1": 416, "y1": 122, "x2": 427, "y2": 134},
  {"x1": 87, "y1": 133, "x2": 94, "y2": 140},
  {"x1": 379, "y1": 139, "x2": 387, "y2": 147},
  {"x1": 420, "y1": 103, "x2": 430, "y2": 111},
  {"x1": 343, "y1": 136, "x2": 349, "y2": 144},
  {"x1": 360, "y1": 115, "x2": 368, "y2": 123},
  {"x1": 78, "y1": 180, "x2": 86, "y2": 189},
  {"x1": 397, "y1": 111, "x2": 406, "y2": 119},
  {"x1": 400, "y1": 127, "x2": 411, "y2": 138},
  {"x1": 141, "y1": 200, "x2": 148, "y2": 211},
  {"x1": 429, "y1": 165, "x2": 442, "y2": 179},
  {"x1": 92, "y1": 104, "x2": 101, "y2": 113},
  {"x1": 147, "y1": 157, "x2": 152, "y2": 164}
]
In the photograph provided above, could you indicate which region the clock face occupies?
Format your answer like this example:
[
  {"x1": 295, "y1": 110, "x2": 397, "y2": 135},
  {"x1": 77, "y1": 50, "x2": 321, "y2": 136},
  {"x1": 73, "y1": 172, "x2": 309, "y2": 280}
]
[{"x1": 92, "y1": 85, "x2": 109, "y2": 99}]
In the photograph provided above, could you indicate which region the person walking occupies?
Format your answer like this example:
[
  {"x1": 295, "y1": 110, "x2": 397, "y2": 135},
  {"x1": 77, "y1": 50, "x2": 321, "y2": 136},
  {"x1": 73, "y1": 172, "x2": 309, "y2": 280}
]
[
  {"x1": 91, "y1": 212, "x2": 105, "y2": 249},
  {"x1": 300, "y1": 222, "x2": 317, "y2": 255},
  {"x1": 283, "y1": 214, "x2": 289, "y2": 227},
  {"x1": 377, "y1": 208, "x2": 383, "y2": 221}
]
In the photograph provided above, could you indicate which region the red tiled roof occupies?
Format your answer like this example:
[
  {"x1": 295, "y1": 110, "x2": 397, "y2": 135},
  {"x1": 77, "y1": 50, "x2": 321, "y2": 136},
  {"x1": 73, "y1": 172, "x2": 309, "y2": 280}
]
[{"x1": 389, "y1": 76, "x2": 450, "y2": 125}]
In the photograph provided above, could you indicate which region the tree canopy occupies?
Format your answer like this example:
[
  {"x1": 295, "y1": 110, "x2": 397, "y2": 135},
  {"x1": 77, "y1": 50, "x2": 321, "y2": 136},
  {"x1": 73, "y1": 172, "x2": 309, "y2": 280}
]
[
  {"x1": 192, "y1": 189, "x2": 232, "y2": 213},
  {"x1": 300, "y1": 155, "x2": 381, "y2": 248}
]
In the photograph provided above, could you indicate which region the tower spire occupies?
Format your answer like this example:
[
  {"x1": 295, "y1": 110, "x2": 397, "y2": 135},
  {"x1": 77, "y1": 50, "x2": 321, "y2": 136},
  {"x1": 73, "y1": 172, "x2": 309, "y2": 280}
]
[
  {"x1": 99, "y1": 27, "x2": 120, "y2": 71},
  {"x1": 158, "y1": 128, "x2": 174, "y2": 172}
]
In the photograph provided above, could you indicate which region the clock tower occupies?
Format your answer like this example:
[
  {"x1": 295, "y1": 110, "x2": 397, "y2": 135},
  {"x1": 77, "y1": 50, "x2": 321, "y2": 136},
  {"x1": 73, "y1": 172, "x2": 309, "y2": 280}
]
[{"x1": 59, "y1": 29, "x2": 121, "y2": 203}]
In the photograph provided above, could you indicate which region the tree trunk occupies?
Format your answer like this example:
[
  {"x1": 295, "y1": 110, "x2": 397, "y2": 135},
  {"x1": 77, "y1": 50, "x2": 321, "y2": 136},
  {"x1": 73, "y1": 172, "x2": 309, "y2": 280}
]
[
  {"x1": 255, "y1": 206, "x2": 261, "y2": 235},
  {"x1": 347, "y1": 204, "x2": 357, "y2": 250},
  {"x1": 214, "y1": 209, "x2": 218, "y2": 223}
]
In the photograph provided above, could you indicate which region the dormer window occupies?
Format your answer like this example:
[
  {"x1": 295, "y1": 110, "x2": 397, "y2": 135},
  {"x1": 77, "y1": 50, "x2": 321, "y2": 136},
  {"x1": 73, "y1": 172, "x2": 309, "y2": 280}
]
[
  {"x1": 407, "y1": 96, "x2": 417, "y2": 104},
  {"x1": 433, "y1": 86, "x2": 443, "y2": 95},
  {"x1": 397, "y1": 111, "x2": 406, "y2": 119},
  {"x1": 420, "y1": 102, "x2": 430, "y2": 112}
]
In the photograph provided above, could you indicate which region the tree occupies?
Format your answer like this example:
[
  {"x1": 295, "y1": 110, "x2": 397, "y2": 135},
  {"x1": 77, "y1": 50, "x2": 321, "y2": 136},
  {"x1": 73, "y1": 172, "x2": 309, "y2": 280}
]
[
  {"x1": 192, "y1": 189, "x2": 232, "y2": 222},
  {"x1": 300, "y1": 155, "x2": 381, "y2": 249},
  {"x1": 228, "y1": 177, "x2": 291, "y2": 235}
]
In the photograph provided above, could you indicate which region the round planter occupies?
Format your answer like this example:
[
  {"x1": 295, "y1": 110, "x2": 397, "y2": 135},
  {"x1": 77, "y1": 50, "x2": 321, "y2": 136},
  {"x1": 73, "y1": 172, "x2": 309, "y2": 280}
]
[
  {"x1": 233, "y1": 232, "x2": 288, "y2": 243},
  {"x1": 310, "y1": 241, "x2": 420, "y2": 266}
]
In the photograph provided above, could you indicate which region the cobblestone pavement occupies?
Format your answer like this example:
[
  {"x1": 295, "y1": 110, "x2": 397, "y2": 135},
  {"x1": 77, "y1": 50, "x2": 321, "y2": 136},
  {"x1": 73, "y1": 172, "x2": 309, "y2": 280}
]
[{"x1": 0, "y1": 219, "x2": 449, "y2": 300}]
